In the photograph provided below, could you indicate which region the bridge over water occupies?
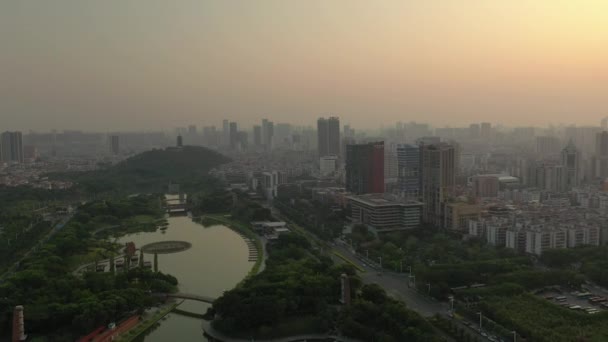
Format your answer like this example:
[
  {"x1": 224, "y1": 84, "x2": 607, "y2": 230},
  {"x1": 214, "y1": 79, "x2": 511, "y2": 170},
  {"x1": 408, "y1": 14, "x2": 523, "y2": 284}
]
[{"x1": 158, "y1": 292, "x2": 216, "y2": 304}]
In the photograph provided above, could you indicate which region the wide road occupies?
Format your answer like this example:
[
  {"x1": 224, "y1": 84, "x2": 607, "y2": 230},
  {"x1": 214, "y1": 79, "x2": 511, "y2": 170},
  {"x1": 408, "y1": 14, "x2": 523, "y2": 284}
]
[
  {"x1": 269, "y1": 205, "x2": 446, "y2": 317},
  {"x1": 271, "y1": 206, "x2": 494, "y2": 341},
  {"x1": 333, "y1": 243, "x2": 446, "y2": 317}
]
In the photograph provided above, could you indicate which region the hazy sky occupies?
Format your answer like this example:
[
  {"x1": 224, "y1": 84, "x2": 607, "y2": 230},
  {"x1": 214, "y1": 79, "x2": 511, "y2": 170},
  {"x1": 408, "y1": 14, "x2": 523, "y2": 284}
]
[{"x1": 2, "y1": 1, "x2": 608, "y2": 131}]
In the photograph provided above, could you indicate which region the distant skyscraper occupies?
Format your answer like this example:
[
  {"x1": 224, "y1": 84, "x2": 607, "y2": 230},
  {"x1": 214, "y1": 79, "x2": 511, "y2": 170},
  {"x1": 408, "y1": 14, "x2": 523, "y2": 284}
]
[
  {"x1": 202, "y1": 126, "x2": 218, "y2": 146},
  {"x1": 274, "y1": 123, "x2": 292, "y2": 147},
  {"x1": 23, "y1": 146, "x2": 37, "y2": 160},
  {"x1": 188, "y1": 125, "x2": 197, "y2": 135},
  {"x1": 416, "y1": 136, "x2": 441, "y2": 146},
  {"x1": 0, "y1": 131, "x2": 23, "y2": 163},
  {"x1": 317, "y1": 116, "x2": 340, "y2": 157},
  {"x1": 343, "y1": 124, "x2": 355, "y2": 138},
  {"x1": 562, "y1": 140, "x2": 580, "y2": 189},
  {"x1": 229, "y1": 122, "x2": 238, "y2": 149},
  {"x1": 237, "y1": 131, "x2": 248, "y2": 150},
  {"x1": 253, "y1": 125, "x2": 262, "y2": 146},
  {"x1": 397, "y1": 144, "x2": 420, "y2": 200},
  {"x1": 602, "y1": 117, "x2": 608, "y2": 130},
  {"x1": 384, "y1": 142, "x2": 399, "y2": 191},
  {"x1": 536, "y1": 136, "x2": 561, "y2": 156},
  {"x1": 535, "y1": 162, "x2": 567, "y2": 192},
  {"x1": 480, "y1": 122, "x2": 492, "y2": 139},
  {"x1": 109, "y1": 135, "x2": 120, "y2": 155},
  {"x1": 345, "y1": 141, "x2": 384, "y2": 194},
  {"x1": 176, "y1": 135, "x2": 183, "y2": 147},
  {"x1": 261, "y1": 119, "x2": 274, "y2": 151},
  {"x1": 594, "y1": 131, "x2": 608, "y2": 178},
  {"x1": 420, "y1": 143, "x2": 456, "y2": 227},
  {"x1": 469, "y1": 124, "x2": 480, "y2": 139},
  {"x1": 222, "y1": 119, "x2": 230, "y2": 147}
]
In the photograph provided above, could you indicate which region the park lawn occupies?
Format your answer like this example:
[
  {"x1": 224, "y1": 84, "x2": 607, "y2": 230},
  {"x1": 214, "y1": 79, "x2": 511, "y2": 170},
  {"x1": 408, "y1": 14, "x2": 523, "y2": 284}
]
[
  {"x1": 481, "y1": 293, "x2": 608, "y2": 342},
  {"x1": 66, "y1": 241, "x2": 120, "y2": 269},
  {"x1": 125, "y1": 215, "x2": 157, "y2": 225}
]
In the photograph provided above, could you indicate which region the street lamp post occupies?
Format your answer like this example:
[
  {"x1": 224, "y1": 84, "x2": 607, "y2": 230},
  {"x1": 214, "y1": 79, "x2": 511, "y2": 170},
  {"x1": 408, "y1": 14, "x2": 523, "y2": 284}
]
[
  {"x1": 477, "y1": 312, "x2": 483, "y2": 332},
  {"x1": 378, "y1": 256, "x2": 382, "y2": 268},
  {"x1": 400, "y1": 260, "x2": 403, "y2": 273},
  {"x1": 513, "y1": 330, "x2": 517, "y2": 342},
  {"x1": 427, "y1": 283, "x2": 431, "y2": 295},
  {"x1": 408, "y1": 265, "x2": 412, "y2": 275}
]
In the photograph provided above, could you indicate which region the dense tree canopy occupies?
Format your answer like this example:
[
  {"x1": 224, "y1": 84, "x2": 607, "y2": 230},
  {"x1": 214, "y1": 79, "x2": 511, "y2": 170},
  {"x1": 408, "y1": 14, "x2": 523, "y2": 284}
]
[
  {"x1": 50, "y1": 146, "x2": 230, "y2": 194},
  {"x1": 0, "y1": 196, "x2": 176, "y2": 341}
]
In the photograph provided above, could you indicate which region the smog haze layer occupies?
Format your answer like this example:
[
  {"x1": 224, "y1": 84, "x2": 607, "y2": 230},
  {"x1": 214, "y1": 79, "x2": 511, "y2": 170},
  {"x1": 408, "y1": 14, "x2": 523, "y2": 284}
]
[{"x1": 2, "y1": 0, "x2": 608, "y2": 130}]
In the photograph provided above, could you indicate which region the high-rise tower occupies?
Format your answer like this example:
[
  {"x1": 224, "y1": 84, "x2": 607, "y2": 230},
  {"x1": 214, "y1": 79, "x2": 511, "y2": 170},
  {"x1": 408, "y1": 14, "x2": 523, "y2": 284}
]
[
  {"x1": 317, "y1": 117, "x2": 340, "y2": 157},
  {"x1": 397, "y1": 144, "x2": 421, "y2": 200},
  {"x1": 345, "y1": 141, "x2": 384, "y2": 194},
  {"x1": 261, "y1": 119, "x2": 274, "y2": 151},
  {"x1": 562, "y1": 140, "x2": 581, "y2": 189},
  {"x1": 253, "y1": 125, "x2": 262, "y2": 147},
  {"x1": 595, "y1": 131, "x2": 608, "y2": 178},
  {"x1": 0, "y1": 131, "x2": 24, "y2": 163},
  {"x1": 420, "y1": 143, "x2": 456, "y2": 227},
  {"x1": 229, "y1": 122, "x2": 238, "y2": 149},
  {"x1": 109, "y1": 135, "x2": 120, "y2": 155},
  {"x1": 222, "y1": 119, "x2": 230, "y2": 147}
]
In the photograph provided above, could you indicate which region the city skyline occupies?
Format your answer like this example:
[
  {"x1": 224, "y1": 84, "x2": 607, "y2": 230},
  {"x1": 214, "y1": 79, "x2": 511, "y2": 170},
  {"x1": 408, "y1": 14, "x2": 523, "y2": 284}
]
[
  {"x1": 2, "y1": 1, "x2": 608, "y2": 131},
  {"x1": 5, "y1": 2, "x2": 608, "y2": 341}
]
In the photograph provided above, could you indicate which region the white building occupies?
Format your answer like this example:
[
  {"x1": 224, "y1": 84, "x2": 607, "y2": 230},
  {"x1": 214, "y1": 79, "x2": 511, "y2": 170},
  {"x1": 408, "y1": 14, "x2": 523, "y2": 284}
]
[
  {"x1": 348, "y1": 193, "x2": 423, "y2": 232},
  {"x1": 319, "y1": 155, "x2": 338, "y2": 177},
  {"x1": 261, "y1": 171, "x2": 284, "y2": 200},
  {"x1": 468, "y1": 219, "x2": 484, "y2": 238},
  {"x1": 566, "y1": 225, "x2": 600, "y2": 248},
  {"x1": 486, "y1": 222, "x2": 509, "y2": 246},
  {"x1": 524, "y1": 228, "x2": 567, "y2": 256}
]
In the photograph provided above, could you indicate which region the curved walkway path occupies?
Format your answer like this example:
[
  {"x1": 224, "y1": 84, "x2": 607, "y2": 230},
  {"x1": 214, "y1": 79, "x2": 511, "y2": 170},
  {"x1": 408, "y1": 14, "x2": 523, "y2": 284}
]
[
  {"x1": 201, "y1": 321, "x2": 363, "y2": 342},
  {"x1": 73, "y1": 254, "x2": 127, "y2": 275}
]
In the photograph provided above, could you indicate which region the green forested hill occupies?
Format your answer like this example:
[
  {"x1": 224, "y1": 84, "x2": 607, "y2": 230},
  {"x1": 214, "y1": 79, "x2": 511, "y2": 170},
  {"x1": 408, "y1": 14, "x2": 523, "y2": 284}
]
[{"x1": 55, "y1": 146, "x2": 230, "y2": 194}]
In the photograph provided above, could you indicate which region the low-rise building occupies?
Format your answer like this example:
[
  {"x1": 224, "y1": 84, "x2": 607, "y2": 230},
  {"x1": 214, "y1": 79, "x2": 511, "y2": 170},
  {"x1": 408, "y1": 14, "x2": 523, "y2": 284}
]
[
  {"x1": 525, "y1": 228, "x2": 567, "y2": 256},
  {"x1": 444, "y1": 202, "x2": 480, "y2": 232},
  {"x1": 486, "y1": 219, "x2": 510, "y2": 246},
  {"x1": 251, "y1": 221, "x2": 289, "y2": 239},
  {"x1": 566, "y1": 225, "x2": 600, "y2": 248},
  {"x1": 348, "y1": 193, "x2": 423, "y2": 232},
  {"x1": 472, "y1": 175, "x2": 500, "y2": 198}
]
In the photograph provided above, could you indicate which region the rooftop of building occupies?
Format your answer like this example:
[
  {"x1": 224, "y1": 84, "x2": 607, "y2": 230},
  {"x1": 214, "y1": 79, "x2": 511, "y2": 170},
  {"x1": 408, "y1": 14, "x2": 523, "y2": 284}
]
[{"x1": 347, "y1": 193, "x2": 423, "y2": 207}]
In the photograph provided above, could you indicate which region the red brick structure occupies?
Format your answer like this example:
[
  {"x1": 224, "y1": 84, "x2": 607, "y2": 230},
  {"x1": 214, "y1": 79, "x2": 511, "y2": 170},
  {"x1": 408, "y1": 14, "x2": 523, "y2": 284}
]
[
  {"x1": 78, "y1": 315, "x2": 140, "y2": 342},
  {"x1": 125, "y1": 242, "x2": 136, "y2": 257},
  {"x1": 12, "y1": 305, "x2": 26, "y2": 342}
]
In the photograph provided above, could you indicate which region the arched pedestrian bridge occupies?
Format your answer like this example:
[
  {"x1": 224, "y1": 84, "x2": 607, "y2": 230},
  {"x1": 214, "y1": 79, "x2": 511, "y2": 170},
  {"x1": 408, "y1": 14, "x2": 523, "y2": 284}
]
[{"x1": 158, "y1": 292, "x2": 216, "y2": 304}]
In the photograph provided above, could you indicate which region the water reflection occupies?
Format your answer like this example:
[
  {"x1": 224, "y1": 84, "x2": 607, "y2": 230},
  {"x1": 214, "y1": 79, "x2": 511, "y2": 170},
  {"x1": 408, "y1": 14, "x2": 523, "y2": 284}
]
[{"x1": 117, "y1": 216, "x2": 251, "y2": 341}]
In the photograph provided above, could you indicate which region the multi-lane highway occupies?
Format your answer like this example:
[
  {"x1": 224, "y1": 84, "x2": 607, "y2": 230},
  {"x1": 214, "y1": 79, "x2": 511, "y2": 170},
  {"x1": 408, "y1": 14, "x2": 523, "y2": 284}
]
[{"x1": 332, "y1": 243, "x2": 446, "y2": 317}]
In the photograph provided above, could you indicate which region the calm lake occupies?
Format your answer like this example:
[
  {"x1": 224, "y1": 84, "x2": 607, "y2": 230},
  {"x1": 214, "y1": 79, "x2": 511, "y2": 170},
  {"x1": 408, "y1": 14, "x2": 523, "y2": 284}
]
[{"x1": 117, "y1": 215, "x2": 252, "y2": 341}]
